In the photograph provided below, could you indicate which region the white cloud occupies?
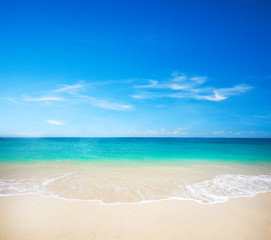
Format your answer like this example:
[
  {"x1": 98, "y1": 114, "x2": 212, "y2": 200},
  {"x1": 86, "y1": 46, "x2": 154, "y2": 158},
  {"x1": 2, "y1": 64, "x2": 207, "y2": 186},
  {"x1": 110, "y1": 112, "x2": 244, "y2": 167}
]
[
  {"x1": 21, "y1": 83, "x2": 84, "y2": 103},
  {"x1": 53, "y1": 83, "x2": 85, "y2": 93},
  {"x1": 80, "y1": 96, "x2": 132, "y2": 111},
  {"x1": 215, "y1": 84, "x2": 252, "y2": 95},
  {"x1": 130, "y1": 92, "x2": 160, "y2": 100},
  {"x1": 134, "y1": 75, "x2": 206, "y2": 91},
  {"x1": 171, "y1": 73, "x2": 187, "y2": 81},
  {"x1": 134, "y1": 80, "x2": 158, "y2": 88},
  {"x1": 1, "y1": 97, "x2": 18, "y2": 103},
  {"x1": 93, "y1": 100, "x2": 132, "y2": 111},
  {"x1": 213, "y1": 130, "x2": 225, "y2": 135},
  {"x1": 23, "y1": 96, "x2": 64, "y2": 101},
  {"x1": 130, "y1": 95, "x2": 144, "y2": 100},
  {"x1": 21, "y1": 82, "x2": 133, "y2": 111},
  {"x1": 196, "y1": 92, "x2": 227, "y2": 101},
  {"x1": 145, "y1": 129, "x2": 159, "y2": 135},
  {"x1": 46, "y1": 120, "x2": 64, "y2": 126},
  {"x1": 168, "y1": 83, "x2": 188, "y2": 90},
  {"x1": 189, "y1": 76, "x2": 207, "y2": 85},
  {"x1": 131, "y1": 73, "x2": 252, "y2": 102},
  {"x1": 144, "y1": 127, "x2": 190, "y2": 136},
  {"x1": 156, "y1": 104, "x2": 165, "y2": 108},
  {"x1": 197, "y1": 84, "x2": 253, "y2": 102}
]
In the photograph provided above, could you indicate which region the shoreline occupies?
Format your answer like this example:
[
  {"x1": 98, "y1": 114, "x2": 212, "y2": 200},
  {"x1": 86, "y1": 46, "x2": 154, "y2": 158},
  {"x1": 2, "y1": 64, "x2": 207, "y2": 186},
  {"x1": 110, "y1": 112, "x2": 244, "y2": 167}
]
[
  {"x1": 1, "y1": 193, "x2": 271, "y2": 240},
  {"x1": 1, "y1": 189, "x2": 271, "y2": 205},
  {"x1": 1, "y1": 162, "x2": 271, "y2": 205}
]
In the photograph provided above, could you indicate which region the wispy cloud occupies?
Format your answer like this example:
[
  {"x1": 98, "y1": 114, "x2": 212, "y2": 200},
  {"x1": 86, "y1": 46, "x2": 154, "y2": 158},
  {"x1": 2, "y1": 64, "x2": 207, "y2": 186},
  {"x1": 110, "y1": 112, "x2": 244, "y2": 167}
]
[
  {"x1": 134, "y1": 80, "x2": 158, "y2": 88},
  {"x1": 22, "y1": 82, "x2": 84, "y2": 103},
  {"x1": 131, "y1": 73, "x2": 252, "y2": 102},
  {"x1": 134, "y1": 74, "x2": 207, "y2": 91},
  {"x1": 213, "y1": 130, "x2": 243, "y2": 136},
  {"x1": 23, "y1": 96, "x2": 65, "y2": 101},
  {"x1": 196, "y1": 84, "x2": 252, "y2": 101},
  {"x1": 20, "y1": 81, "x2": 133, "y2": 111},
  {"x1": 80, "y1": 96, "x2": 133, "y2": 111},
  {"x1": 213, "y1": 130, "x2": 225, "y2": 135},
  {"x1": 53, "y1": 83, "x2": 85, "y2": 94},
  {"x1": 46, "y1": 120, "x2": 64, "y2": 126},
  {"x1": 144, "y1": 127, "x2": 191, "y2": 136},
  {"x1": 130, "y1": 92, "x2": 160, "y2": 100},
  {"x1": 156, "y1": 104, "x2": 165, "y2": 108},
  {"x1": 0, "y1": 97, "x2": 18, "y2": 103}
]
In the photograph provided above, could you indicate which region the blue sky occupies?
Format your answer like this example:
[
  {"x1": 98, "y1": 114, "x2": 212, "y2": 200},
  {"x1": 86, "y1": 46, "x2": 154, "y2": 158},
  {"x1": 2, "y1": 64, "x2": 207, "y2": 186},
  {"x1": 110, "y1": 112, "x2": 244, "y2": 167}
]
[{"x1": 0, "y1": 0, "x2": 270, "y2": 137}]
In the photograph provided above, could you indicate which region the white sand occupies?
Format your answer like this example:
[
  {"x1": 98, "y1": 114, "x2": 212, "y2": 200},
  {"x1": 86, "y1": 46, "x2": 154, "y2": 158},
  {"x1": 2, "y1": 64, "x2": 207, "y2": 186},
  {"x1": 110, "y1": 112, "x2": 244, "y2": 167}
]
[{"x1": 0, "y1": 193, "x2": 271, "y2": 240}]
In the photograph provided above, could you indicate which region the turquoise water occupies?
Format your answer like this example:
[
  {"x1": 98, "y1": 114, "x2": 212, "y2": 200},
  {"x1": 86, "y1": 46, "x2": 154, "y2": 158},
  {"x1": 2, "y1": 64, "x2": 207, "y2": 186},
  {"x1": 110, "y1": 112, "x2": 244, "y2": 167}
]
[
  {"x1": 0, "y1": 138, "x2": 271, "y2": 204},
  {"x1": 0, "y1": 137, "x2": 271, "y2": 163}
]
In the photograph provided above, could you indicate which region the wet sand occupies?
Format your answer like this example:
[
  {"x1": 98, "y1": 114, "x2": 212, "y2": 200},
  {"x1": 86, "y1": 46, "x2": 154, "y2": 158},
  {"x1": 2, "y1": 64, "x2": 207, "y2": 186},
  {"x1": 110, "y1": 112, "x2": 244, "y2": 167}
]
[{"x1": 0, "y1": 193, "x2": 271, "y2": 240}]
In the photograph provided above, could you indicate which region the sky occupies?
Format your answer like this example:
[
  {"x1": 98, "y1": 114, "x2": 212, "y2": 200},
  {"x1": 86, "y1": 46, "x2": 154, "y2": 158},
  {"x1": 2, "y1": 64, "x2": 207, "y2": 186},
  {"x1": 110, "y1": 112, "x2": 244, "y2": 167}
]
[{"x1": 0, "y1": 0, "x2": 270, "y2": 137}]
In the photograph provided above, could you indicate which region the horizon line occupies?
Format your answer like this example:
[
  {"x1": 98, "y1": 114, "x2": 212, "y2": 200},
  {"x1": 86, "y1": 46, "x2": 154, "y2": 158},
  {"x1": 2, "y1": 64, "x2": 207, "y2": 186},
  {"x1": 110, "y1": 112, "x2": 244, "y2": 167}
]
[{"x1": 1, "y1": 136, "x2": 270, "y2": 139}]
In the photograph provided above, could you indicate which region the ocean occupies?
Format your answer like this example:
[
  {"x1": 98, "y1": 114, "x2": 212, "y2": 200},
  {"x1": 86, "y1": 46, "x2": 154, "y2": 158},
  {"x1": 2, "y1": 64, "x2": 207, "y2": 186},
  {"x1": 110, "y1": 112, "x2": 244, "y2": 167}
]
[{"x1": 0, "y1": 137, "x2": 271, "y2": 204}]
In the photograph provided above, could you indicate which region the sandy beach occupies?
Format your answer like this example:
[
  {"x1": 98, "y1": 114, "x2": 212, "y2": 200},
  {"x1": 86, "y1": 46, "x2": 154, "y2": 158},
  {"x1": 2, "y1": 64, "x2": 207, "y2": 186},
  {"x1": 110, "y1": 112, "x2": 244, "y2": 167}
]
[{"x1": 0, "y1": 193, "x2": 271, "y2": 240}]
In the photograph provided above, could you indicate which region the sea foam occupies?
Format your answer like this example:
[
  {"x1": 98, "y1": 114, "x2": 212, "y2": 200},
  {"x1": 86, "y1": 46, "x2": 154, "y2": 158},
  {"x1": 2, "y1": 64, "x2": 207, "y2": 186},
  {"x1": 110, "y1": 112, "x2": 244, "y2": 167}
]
[
  {"x1": 0, "y1": 173, "x2": 271, "y2": 204},
  {"x1": 180, "y1": 174, "x2": 271, "y2": 203}
]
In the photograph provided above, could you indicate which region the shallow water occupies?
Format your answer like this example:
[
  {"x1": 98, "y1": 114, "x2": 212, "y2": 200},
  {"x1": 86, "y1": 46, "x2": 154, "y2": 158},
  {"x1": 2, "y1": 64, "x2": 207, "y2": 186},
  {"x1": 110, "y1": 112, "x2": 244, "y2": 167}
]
[{"x1": 0, "y1": 138, "x2": 271, "y2": 204}]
